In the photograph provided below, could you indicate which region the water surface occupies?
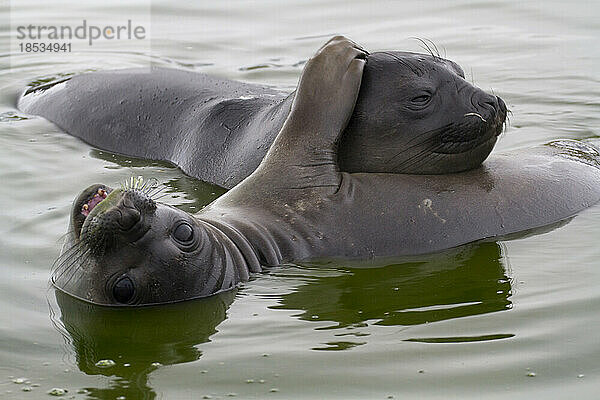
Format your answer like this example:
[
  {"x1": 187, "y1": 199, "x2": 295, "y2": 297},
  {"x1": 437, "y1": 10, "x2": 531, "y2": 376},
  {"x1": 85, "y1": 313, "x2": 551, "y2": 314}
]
[{"x1": 1, "y1": 1, "x2": 599, "y2": 399}]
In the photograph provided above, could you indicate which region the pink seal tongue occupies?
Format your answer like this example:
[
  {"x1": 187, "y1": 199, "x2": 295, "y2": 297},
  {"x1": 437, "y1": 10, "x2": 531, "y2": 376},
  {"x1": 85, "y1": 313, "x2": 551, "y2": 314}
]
[{"x1": 81, "y1": 188, "x2": 110, "y2": 217}]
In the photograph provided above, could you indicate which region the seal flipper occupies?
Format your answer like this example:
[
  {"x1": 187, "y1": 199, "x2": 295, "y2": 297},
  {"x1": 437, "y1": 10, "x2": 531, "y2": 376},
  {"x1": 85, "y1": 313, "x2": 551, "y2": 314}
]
[{"x1": 253, "y1": 36, "x2": 367, "y2": 192}]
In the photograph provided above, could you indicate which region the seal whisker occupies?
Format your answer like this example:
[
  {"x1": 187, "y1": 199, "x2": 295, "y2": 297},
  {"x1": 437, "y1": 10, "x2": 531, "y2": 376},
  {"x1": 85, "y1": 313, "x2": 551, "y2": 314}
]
[
  {"x1": 147, "y1": 185, "x2": 168, "y2": 199},
  {"x1": 56, "y1": 252, "x2": 88, "y2": 290},
  {"x1": 423, "y1": 37, "x2": 442, "y2": 59},
  {"x1": 410, "y1": 37, "x2": 440, "y2": 61},
  {"x1": 53, "y1": 240, "x2": 88, "y2": 272},
  {"x1": 152, "y1": 192, "x2": 171, "y2": 201},
  {"x1": 56, "y1": 229, "x2": 77, "y2": 243},
  {"x1": 381, "y1": 51, "x2": 424, "y2": 76},
  {"x1": 393, "y1": 143, "x2": 444, "y2": 172},
  {"x1": 148, "y1": 188, "x2": 167, "y2": 200},
  {"x1": 52, "y1": 245, "x2": 90, "y2": 285},
  {"x1": 52, "y1": 240, "x2": 86, "y2": 273},
  {"x1": 387, "y1": 133, "x2": 439, "y2": 161},
  {"x1": 141, "y1": 177, "x2": 159, "y2": 194},
  {"x1": 68, "y1": 250, "x2": 93, "y2": 285},
  {"x1": 405, "y1": 145, "x2": 445, "y2": 171},
  {"x1": 386, "y1": 137, "x2": 439, "y2": 166},
  {"x1": 464, "y1": 112, "x2": 487, "y2": 123},
  {"x1": 386, "y1": 126, "x2": 451, "y2": 164}
]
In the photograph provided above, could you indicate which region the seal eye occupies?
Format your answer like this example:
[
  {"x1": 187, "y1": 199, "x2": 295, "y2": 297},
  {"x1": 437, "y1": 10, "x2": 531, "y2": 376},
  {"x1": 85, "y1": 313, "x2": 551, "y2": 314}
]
[
  {"x1": 411, "y1": 94, "x2": 431, "y2": 104},
  {"x1": 113, "y1": 276, "x2": 135, "y2": 304},
  {"x1": 173, "y1": 222, "x2": 194, "y2": 244}
]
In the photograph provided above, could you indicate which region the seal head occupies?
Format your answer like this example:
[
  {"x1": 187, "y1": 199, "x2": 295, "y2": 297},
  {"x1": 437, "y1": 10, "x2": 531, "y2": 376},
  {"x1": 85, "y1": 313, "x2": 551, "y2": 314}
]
[
  {"x1": 339, "y1": 51, "x2": 507, "y2": 174},
  {"x1": 54, "y1": 183, "x2": 250, "y2": 306}
]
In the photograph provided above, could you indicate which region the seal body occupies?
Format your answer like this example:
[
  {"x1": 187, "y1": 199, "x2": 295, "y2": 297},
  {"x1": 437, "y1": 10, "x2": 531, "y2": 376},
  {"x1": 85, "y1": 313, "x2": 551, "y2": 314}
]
[
  {"x1": 18, "y1": 50, "x2": 505, "y2": 188},
  {"x1": 52, "y1": 38, "x2": 600, "y2": 306}
]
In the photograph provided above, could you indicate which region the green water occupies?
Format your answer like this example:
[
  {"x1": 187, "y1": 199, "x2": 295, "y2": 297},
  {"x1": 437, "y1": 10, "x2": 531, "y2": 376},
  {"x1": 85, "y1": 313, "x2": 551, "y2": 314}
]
[{"x1": 1, "y1": 0, "x2": 600, "y2": 399}]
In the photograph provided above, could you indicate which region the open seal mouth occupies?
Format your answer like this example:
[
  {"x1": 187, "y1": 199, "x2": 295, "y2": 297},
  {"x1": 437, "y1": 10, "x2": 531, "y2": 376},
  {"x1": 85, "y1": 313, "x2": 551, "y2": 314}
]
[
  {"x1": 81, "y1": 186, "x2": 111, "y2": 217},
  {"x1": 72, "y1": 184, "x2": 114, "y2": 239}
]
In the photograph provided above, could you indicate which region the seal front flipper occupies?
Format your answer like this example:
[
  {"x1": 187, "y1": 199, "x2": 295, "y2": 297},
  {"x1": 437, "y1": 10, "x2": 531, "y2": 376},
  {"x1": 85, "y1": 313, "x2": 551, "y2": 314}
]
[{"x1": 253, "y1": 36, "x2": 367, "y2": 192}]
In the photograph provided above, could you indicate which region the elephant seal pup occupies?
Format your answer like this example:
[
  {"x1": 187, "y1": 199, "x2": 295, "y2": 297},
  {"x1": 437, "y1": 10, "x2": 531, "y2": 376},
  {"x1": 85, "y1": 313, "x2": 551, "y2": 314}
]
[
  {"x1": 18, "y1": 37, "x2": 506, "y2": 188},
  {"x1": 53, "y1": 38, "x2": 600, "y2": 306}
]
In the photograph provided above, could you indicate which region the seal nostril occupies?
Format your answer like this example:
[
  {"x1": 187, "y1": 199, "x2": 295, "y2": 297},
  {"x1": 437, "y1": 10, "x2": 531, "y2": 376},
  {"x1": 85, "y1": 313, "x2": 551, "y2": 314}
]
[
  {"x1": 480, "y1": 95, "x2": 498, "y2": 111},
  {"x1": 117, "y1": 207, "x2": 141, "y2": 231},
  {"x1": 472, "y1": 94, "x2": 500, "y2": 120}
]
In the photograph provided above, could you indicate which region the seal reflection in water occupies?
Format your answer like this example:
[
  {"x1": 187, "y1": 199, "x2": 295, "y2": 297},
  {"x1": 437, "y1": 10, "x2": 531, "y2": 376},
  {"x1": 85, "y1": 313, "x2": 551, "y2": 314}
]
[{"x1": 53, "y1": 37, "x2": 600, "y2": 306}]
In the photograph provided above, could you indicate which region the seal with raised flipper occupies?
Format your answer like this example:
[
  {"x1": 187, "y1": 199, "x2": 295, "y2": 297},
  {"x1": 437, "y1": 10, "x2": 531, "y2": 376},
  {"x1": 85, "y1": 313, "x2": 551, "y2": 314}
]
[{"x1": 53, "y1": 37, "x2": 600, "y2": 306}]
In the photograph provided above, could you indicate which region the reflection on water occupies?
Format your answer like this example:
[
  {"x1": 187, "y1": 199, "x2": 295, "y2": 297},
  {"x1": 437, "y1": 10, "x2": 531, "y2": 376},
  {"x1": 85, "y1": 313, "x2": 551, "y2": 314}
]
[
  {"x1": 272, "y1": 242, "x2": 512, "y2": 345},
  {"x1": 52, "y1": 242, "x2": 512, "y2": 398},
  {"x1": 53, "y1": 290, "x2": 235, "y2": 400}
]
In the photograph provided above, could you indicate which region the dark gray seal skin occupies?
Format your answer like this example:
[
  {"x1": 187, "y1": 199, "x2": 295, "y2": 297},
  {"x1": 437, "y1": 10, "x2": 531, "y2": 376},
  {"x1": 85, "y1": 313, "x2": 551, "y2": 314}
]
[
  {"x1": 53, "y1": 38, "x2": 600, "y2": 306},
  {"x1": 18, "y1": 39, "x2": 506, "y2": 189}
]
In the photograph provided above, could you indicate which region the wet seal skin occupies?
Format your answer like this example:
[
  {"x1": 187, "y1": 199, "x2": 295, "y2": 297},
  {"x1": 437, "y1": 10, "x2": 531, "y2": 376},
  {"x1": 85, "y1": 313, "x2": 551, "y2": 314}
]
[
  {"x1": 52, "y1": 37, "x2": 600, "y2": 306},
  {"x1": 19, "y1": 38, "x2": 505, "y2": 189}
]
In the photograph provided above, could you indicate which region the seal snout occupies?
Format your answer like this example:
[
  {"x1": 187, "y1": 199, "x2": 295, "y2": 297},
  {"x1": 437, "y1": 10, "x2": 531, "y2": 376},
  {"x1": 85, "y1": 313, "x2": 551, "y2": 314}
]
[
  {"x1": 470, "y1": 92, "x2": 505, "y2": 123},
  {"x1": 78, "y1": 188, "x2": 156, "y2": 254},
  {"x1": 464, "y1": 92, "x2": 507, "y2": 138},
  {"x1": 116, "y1": 193, "x2": 142, "y2": 231},
  {"x1": 483, "y1": 94, "x2": 507, "y2": 123}
]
